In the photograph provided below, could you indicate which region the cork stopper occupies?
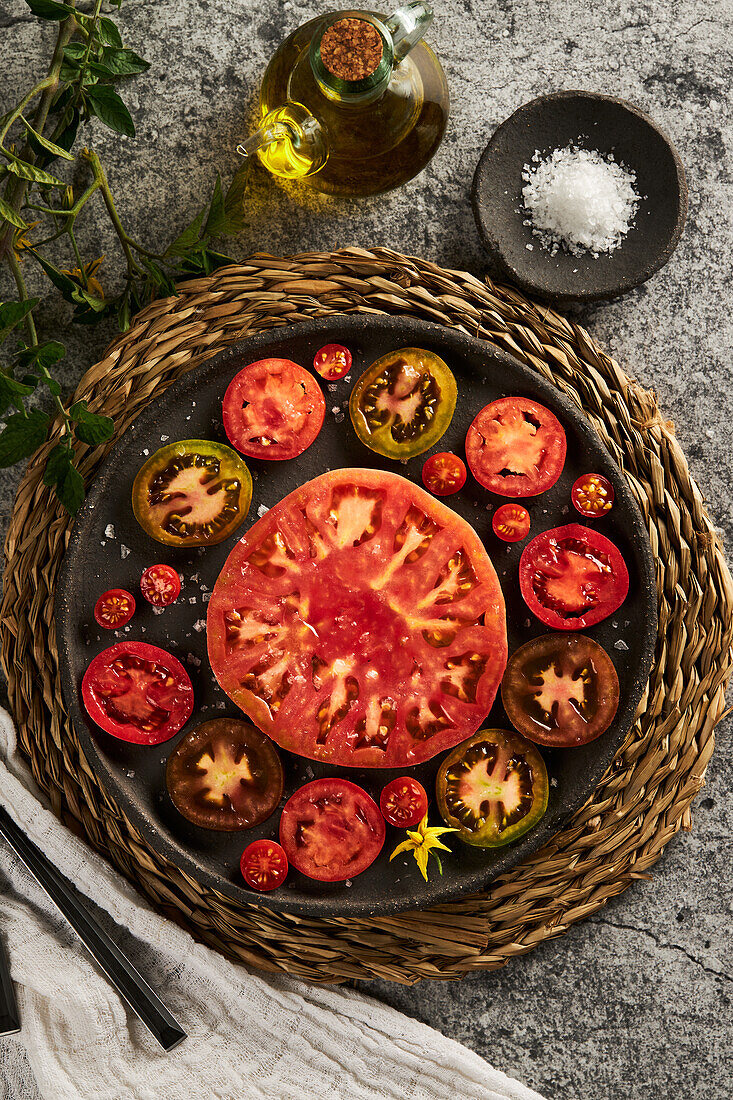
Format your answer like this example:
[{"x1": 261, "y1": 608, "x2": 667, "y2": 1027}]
[{"x1": 320, "y1": 18, "x2": 384, "y2": 82}]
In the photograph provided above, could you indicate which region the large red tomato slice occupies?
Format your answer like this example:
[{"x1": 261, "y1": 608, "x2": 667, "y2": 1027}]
[
  {"x1": 519, "y1": 523, "x2": 630, "y2": 630},
  {"x1": 207, "y1": 469, "x2": 507, "y2": 768},
  {"x1": 82, "y1": 641, "x2": 194, "y2": 745},
  {"x1": 279, "y1": 779, "x2": 385, "y2": 882},
  {"x1": 222, "y1": 358, "x2": 325, "y2": 460},
  {"x1": 465, "y1": 396, "x2": 566, "y2": 497}
]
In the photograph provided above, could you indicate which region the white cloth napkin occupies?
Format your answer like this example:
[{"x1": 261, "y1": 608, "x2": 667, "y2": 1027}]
[{"x1": 0, "y1": 707, "x2": 545, "y2": 1100}]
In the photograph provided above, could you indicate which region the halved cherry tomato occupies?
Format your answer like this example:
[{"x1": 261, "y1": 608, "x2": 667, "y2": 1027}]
[
  {"x1": 222, "y1": 358, "x2": 325, "y2": 460},
  {"x1": 82, "y1": 641, "x2": 194, "y2": 745},
  {"x1": 94, "y1": 589, "x2": 135, "y2": 629},
  {"x1": 380, "y1": 777, "x2": 429, "y2": 828},
  {"x1": 349, "y1": 347, "x2": 457, "y2": 459},
  {"x1": 132, "y1": 440, "x2": 252, "y2": 548},
  {"x1": 140, "y1": 564, "x2": 181, "y2": 607},
  {"x1": 166, "y1": 718, "x2": 284, "y2": 830},
  {"x1": 502, "y1": 633, "x2": 620, "y2": 747},
  {"x1": 465, "y1": 397, "x2": 566, "y2": 497},
  {"x1": 572, "y1": 473, "x2": 615, "y2": 519},
  {"x1": 240, "y1": 839, "x2": 289, "y2": 892},
  {"x1": 313, "y1": 343, "x2": 352, "y2": 381},
  {"x1": 208, "y1": 468, "x2": 507, "y2": 769},
  {"x1": 492, "y1": 503, "x2": 531, "y2": 543},
  {"x1": 436, "y1": 728, "x2": 548, "y2": 847},
  {"x1": 279, "y1": 778, "x2": 385, "y2": 882},
  {"x1": 519, "y1": 523, "x2": 630, "y2": 630},
  {"x1": 422, "y1": 452, "x2": 466, "y2": 497}
]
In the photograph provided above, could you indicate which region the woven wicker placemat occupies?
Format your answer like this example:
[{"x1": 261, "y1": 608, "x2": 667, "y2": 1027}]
[{"x1": 3, "y1": 247, "x2": 732, "y2": 984}]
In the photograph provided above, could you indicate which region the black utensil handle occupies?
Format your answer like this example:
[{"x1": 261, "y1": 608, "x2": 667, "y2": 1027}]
[
  {"x1": 0, "y1": 932, "x2": 20, "y2": 1036},
  {"x1": 0, "y1": 806, "x2": 186, "y2": 1052}
]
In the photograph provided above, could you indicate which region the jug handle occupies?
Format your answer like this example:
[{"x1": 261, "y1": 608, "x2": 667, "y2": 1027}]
[{"x1": 386, "y1": 2, "x2": 434, "y2": 64}]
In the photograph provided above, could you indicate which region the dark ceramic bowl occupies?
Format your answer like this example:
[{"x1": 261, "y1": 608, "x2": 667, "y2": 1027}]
[{"x1": 471, "y1": 91, "x2": 688, "y2": 305}]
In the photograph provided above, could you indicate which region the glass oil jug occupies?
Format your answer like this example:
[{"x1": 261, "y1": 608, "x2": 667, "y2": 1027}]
[{"x1": 237, "y1": 3, "x2": 449, "y2": 197}]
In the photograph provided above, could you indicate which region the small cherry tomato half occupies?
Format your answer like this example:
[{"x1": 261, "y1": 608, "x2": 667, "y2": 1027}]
[
  {"x1": 82, "y1": 640, "x2": 194, "y2": 745},
  {"x1": 502, "y1": 633, "x2": 620, "y2": 747},
  {"x1": 465, "y1": 396, "x2": 566, "y2": 498},
  {"x1": 571, "y1": 473, "x2": 615, "y2": 519},
  {"x1": 380, "y1": 777, "x2": 429, "y2": 828},
  {"x1": 519, "y1": 523, "x2": 630, "y2": 630},
  {"x1": 313, "y1": 343, "x2": 352, "y2": 381},
  {"x1": 240, "y1": 839, "x2": 289, "y2": 892},
  {"x1": 422, "y1": 452, "x2": 467, "y2": 497},
  {"x1": 140, "y1": 564, "x2": 181, "y2": 607},
  {"x1": 492, "y1": 503, "x2": 531, "y2": 543},
  {"x1": 223, "y1": 358, "x2": 325, "y2": 461},
  {"x1": 279, "y1": 778, "x2": 385, "y2": 882},
  {"x1": 436, "y1": 728, "x2": 548, "y2": 848},
  {"x1": 94, "y1": 589, "x2": 136, "y2": 629}
]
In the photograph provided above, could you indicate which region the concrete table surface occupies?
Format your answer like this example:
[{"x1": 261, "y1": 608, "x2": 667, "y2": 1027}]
[{"x1": 1, "y1": 2, "x2": 731, "y2": 1098}]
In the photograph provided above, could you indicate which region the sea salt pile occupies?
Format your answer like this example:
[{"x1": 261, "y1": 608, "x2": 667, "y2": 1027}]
[{"x1": 522, "y1": 145, "x2": 640, "y2": 257}]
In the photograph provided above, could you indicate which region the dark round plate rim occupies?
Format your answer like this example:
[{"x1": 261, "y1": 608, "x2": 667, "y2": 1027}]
[
  {"x1": 471, "y1": 89, "x2": 688, "y2": 304},
  {"x1": 55, "y1": 314, "x2": 657, "y2": 917}
]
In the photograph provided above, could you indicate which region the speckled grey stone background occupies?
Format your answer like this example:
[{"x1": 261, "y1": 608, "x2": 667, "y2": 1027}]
[{"x1": 1, "y1": 1, "x2": 731, "y2": 1098}]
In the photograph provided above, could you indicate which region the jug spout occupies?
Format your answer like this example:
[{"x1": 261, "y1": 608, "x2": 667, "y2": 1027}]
[
  {"x1": 237, "y1": 103, "x2": 328, "y2": 181},
  {"x1": 387, "y1": 2, "x2": 434, "y2": 64}
]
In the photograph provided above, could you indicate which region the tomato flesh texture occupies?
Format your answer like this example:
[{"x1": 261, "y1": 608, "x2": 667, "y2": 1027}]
[
  {"x1": 140, "y1": 565, "x2": 181, "y2": 607},
  {"x1": 502, "y1": 633, "x2": 619, "y2": 747},
  {"x1": 166, "y1": 718, "x2": 284, "y2": 830},
  {"x1": 465, "y1": 397, "x2": 566, "y2": 497},
  {"x1": 519, "y1": 523, "x2": 630, "y2": 630},
  {"x1": 82, "y1": 641, "x2": 194, "y2": 745},
  {"x1": 222, "y1": 358, "x2": 325, "y2": 460},
  {"x1": 207, "y1": 469, "x2": 507, "y2": 768},
  {"x1": 436, "y1": 729, "x2": 548, "y2": 847},
  {"x1": 313, "y1": 344, "x2": 352, "y2": 381},
  {"x1": 241, "y1": 839, "x2": 288, "y2": 891},
  {"x1": 380, "y1": 777, "x2": 428, "y2": 828},
  {"x1": 279, "y1": 779, "x2": 385, "y2": 882},
  {"x1": 572, "y1": 473, "x2": 615, "y2": 518},
  {"x1": 94, "y1": 589, "x2": 135, "y2": 629},
  {"x1": 422, "y1": 452, "x2": 467, "y2": 497},
  {"x1": 492, "y1": 504, "x2": 530, "y2": 543},
  {"x1": 350, "y1": 348, "x2": 457, "y2": 459},
  {"x1": 132, "y1": 440, "x2": 252, "y2": 548}
]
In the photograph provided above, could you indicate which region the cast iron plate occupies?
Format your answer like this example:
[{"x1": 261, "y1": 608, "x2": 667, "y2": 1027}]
[
  {"x1": 472, "y1": 91, "x2": 687, "y2": 305},
  {"x1": 56, "y1": 315, "x2": 656, "y2": 917}
]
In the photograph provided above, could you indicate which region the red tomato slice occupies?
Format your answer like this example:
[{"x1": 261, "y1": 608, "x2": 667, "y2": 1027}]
[
  {"x1": 240, "y1": 839, "x2": 289, "y2": 891},
  {"x1": 380, "y1": 777, "x2": 428, "y2": 828},
  {"x1": 519, "y1": 523, "x2": 630, "y2": 630},
  {"x1": 465, "y1": 397, "x2": 567, "y2": 497},
  {"x1": 140, "y1": 564, "x2": 181, "y2": 607},
  {"x1": 571, "y1": 473, "x2": 615, "y2": 518},
  {"x1": 82, "y1": 641, "x2": 194, "y2": 745},
  {"x1": 313, "y1": 343, "x2": 352, "y2": 380},
  {"x1": 222, "y1": 358, "x2": 325, "y2": 461},
  {"x1": 94, "y1": 589, "x2": 136, "y2": 629},
  {"x1": 207, "y1": 468, "x2": 507, "y2": 768},
  {"x1": 422, "y1": 452, "x2": 467, "y2": 496},
  {"x1": 492, "y1": 504, "x2": 531, "y2": 543},
  {"x1": 279, "y1": 779, "x2": 384, "y2": 882}
]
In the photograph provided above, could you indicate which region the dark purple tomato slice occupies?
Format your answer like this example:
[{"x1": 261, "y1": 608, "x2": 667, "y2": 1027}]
[
  {"x1": 166, "y1": 717, "x2": 284, "y2": 830},
  {"x1": 502, "y1": 633, "x2": 620, "y2": 747}
]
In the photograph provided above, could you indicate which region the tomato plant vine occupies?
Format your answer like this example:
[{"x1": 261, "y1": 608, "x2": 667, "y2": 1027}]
[{"x1": 0, "y1": 0, "x2": 248, "y2": 512}]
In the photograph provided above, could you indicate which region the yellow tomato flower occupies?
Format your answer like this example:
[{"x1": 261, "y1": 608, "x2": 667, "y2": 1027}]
[
  {"x1": 389, "y1": 813, "x2": 457, "y2": 882},
  {"x1": 60, "y1": 255, "x2": 105, "y2": 299},
  {"x1": 12, "y1": 220, "x2": 41, "y2": 261}
]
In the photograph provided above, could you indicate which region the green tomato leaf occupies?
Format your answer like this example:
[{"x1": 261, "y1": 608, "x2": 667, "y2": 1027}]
[
  {"x1": 202, "y1": 174, "x2": 226, "y2": 238},
  {"x1": 100, "y1": 47, "x2": 151, "y2": 76},
  {"x1": 0, "y1": 198, "x2": 28, "y2": 230},
  {"x1": 5, "y1": 158, "x2": 65, "y2": 187},
  {"x1": 16, "y1": 340, "x2": 66, "y2": 371},
  {"x1": 53, "y1": 457, "x2": 85, "y2": 514},
  {"x1": 21, "y1": 117, "x2": 75, "y2": 161},
  {"x1": 223, "y1": 163, "x2": 250, "y2": 234},
  {"x1": 24, "y1": 0, "x2": 74, "y2": 19},
  {"x1": 0, "y1": 409, "x2": 50, "y2": 467},
  {"x1": 0, "y1": 299, "x2": 40, "y2": 344},
  {"x1": 42, "y1": 441, "x2": 73, "y2": 486},
  {"x1": 69, "y1": 401, "x2": 114, "y2": 445},
  {"x1": 86, "y1": 86, "x2": 135, "y2": 137},
  {"x1": 26, "y1": 249, "x2": 78, "y2": 299},
  {"x1": 0, "y1": 373, "x2": 36, "y2": 416},
  {"x1": 97, "y1": 17, "x2": 123, "y2": 47},
  {"x1": 165, "y1": 205, "x2": 207, "y2": 258}
]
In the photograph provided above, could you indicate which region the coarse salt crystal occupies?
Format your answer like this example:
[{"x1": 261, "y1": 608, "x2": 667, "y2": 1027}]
[
  {"x1": 120, "y1": 544, "x2": 131, "y2": 559},
  {"x1": 193, "y1": 619, "x2": 206, "y2": 632},
  {"x1": 104, "y1": 523, "x2": 115, "y2": 538},
  {"x1": 522, "y1": 145, "x2": 639, "y2": 257},
  {"x1": 257, "y1": 504, "x2": 269, "y2": 517}
]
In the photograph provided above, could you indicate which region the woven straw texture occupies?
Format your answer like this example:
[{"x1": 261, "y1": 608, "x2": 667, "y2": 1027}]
[{"x1": 2, "y1": 248, "x2": 732, "y2": 985}]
